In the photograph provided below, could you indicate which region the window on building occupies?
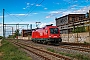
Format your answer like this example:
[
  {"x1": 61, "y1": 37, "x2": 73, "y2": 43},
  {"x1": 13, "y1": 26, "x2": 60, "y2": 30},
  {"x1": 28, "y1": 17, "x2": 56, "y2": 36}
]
[
  {"x1": 79, "y1": 16, "x2": 82, "y2": 21},
  {"x1": 72, "y1": 17, "x2": 75, "y2": 22}
]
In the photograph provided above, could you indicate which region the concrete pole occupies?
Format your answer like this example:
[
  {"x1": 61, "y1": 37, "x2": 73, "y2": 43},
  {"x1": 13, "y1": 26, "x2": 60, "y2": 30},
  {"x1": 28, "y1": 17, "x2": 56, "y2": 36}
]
[{"x1": 3, "y1": 9, "x2": 5, "y2": 40}]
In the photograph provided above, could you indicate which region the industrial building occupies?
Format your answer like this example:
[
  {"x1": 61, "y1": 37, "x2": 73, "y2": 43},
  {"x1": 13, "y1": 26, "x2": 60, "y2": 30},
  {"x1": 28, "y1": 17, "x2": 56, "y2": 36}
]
[
  {"x1": 21, "y1": 29, "x2": 32, "y2": 37},
  {"x1": 55, "y1": 14, "x2": 85, "y2": 34},
  {"x1": 55, "y1": 11, "x2": 90, "y2": 34}
]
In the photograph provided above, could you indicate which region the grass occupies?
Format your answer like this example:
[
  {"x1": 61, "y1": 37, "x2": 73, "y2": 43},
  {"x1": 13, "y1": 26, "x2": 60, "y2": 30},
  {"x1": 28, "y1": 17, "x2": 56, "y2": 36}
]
[
  {"x1": 47, "y1": 48, "x2": 55, "y2": 53},
  {"x1": 59, "y1": 52, "x2": 90, "y2": 60},
  {"x1": 47, "y1": 48, "x2": 90, "y2": 60},
  {"x1": 0, "y1": 40, "x2": 32, "y2": 60}
]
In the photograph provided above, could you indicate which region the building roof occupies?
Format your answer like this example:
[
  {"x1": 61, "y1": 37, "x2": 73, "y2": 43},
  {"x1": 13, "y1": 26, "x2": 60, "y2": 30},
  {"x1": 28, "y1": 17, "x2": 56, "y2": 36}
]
[{"x1": 55, "y1": 14, "x2": 85, "y2": 20}]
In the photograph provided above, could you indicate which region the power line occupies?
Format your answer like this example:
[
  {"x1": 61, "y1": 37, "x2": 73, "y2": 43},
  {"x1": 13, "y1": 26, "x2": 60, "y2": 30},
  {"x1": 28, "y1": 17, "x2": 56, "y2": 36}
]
[
  {"x1": 24, "y1": 0, "x2": 39, "y2": 16},
  {"x1": 18, "y1": 0, "x2": 45, "y2": 23},
  {"x1": 5, "y1": 0, "x2": 44, "y2": 24},
  {"x1": 5, "y1": 11, "x2": 16, "y2": 22},
  {"x1": 5, "y1": 11, "x2": 23, "y2": 22},
  {"x1": 5, "y1": 0, "x2": 39, "y2": 23}
]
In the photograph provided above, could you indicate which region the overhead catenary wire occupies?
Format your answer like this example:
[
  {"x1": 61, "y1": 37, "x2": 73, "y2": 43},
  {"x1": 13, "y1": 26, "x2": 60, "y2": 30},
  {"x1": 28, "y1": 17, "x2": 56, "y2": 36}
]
[
  {"x1": 5, "y1": 11, "x2": 17, "y2": 22},
  {"x1": 5, "y1": 0, "x2": 44, "y2": 24},
  {"x1": 5, "y1": 0, "x2": 39, "y2": 22},
  {"x1": 23, "y1": 0, "x2": 39, "y2": 17},
  {"x1": 5, "y1": 10, "x2": 23, "y2": 21},
  {"x1": 18, "y1": 0, "x2": 45, "y2": 23}
]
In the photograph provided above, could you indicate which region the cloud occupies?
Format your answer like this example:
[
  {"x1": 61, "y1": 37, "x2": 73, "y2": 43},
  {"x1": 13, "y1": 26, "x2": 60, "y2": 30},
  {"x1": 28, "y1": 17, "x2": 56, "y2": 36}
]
[
  {"x1": 49, "y1": 11, "x2": 61, "y2": 14},
  {"x1": 0, "y1": 30, "x2": 2, "y2": 36},
  {"x1": 61, "y1": 11, "x2": 71, "y2": 16},
  {"x1": 0, "y1": 24, "x2": 2, "y2": 27},
  {"x1": 72, "y1": 6, "x2": 90, "y2": 14},
  {"x1": 56, "y1": 3, "x2": 60, "y2": 5},
  {"x1": 36, "y1": 4, "x2": 41, "y2": 6},
  {"x1": 53, "y1": 2, "x2": 60, "y2": 5},
  {"x1": 44, "y1": 8, "x2": 48, "y2": 10},
  {"x1": 23, "y1": 2, "x2": 30, "y2": 10},
  {"x1": 27, "y1": 3, "x2": 30, "y2": 5},
  {"x1": 39, "y1": 21, "x2": 56, "y2": 28},
  {"x1": 10, "y1": 14, "x2": 28, "y2": 16},
  {"x1": 26, "y1": 3, "x2": 30, "y2": 8},
  {"x1": 71, "y1": 4, "x2": 78, "y2": 8},
  {"x1": 0, "y1": 16, "x2": 3, "y2": 18},
  {"x1": 33, "y1": 13, "x2": 38, "y2": 14},
  {"x1": 46, "y1": 16, "x2": 51, "y2": 18},
  {"x1": 39, "y1": 23, "x2": 46, "y2": 28},
  {"x1": 31, "y1": 3, "x2": 34, "y2": 6},
  {"x1": 0, "y1": 24, "x2": 3, "y2": 36},
  {"x1": 45, "y1": 6, "x2": 90, "y2": 19},
  {"x1": 45, "y1": 11, "x2": 62, "y2": 18},
  {"x1": 23, "y1": 8, "x2": 26, "y2": 10}
]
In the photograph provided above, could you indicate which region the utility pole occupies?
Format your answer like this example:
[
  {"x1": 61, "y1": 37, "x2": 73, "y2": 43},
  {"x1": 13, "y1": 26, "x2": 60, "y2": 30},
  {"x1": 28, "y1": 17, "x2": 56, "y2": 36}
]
[{"x1": 3, "y1": 9, "x2": 5, "y2": 40}]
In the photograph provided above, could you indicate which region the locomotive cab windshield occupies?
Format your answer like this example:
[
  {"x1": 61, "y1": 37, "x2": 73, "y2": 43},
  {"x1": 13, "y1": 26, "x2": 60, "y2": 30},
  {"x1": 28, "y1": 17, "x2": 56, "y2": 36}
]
[{"x1": 50, "y1": 28, "x2": 59, "y2": 34}]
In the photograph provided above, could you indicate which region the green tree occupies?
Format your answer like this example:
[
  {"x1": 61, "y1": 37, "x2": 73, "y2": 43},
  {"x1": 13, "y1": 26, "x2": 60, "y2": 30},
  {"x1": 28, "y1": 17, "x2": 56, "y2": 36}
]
[{"x1": 13, "y1": 29, "x2": 21, "y2": 38}]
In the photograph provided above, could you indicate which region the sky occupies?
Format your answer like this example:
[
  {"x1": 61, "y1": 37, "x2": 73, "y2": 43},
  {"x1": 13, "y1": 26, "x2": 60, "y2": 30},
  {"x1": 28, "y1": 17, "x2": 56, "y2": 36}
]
[{"x1": 0, "y1": 0, "x2": 90, "y2": 36}]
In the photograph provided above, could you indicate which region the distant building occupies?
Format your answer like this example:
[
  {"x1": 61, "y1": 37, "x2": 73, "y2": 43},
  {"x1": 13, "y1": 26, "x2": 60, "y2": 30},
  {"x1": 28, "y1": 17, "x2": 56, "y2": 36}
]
[
  {"x1": 21, "y1": 29, "x2": 32, "y2": 37},
  {"x1": 55, "y1": 14, "x2": 86, "y2": 34}
]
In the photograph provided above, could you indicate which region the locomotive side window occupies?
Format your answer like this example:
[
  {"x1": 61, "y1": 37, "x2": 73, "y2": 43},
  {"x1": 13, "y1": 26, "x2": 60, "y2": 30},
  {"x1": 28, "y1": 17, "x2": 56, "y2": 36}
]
[{"x1": 50, "y1": 28, "x2": 59, "y2": 34}]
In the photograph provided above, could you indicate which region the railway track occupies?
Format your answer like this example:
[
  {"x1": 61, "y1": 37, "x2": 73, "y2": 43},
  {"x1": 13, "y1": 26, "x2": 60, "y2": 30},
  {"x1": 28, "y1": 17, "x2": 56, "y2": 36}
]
[
  {"x1": 11, "y1": 41, "x2": 72, "y2": 60},
  {"x1": 9, "y1": 39, "x2": 90, "y2": 53},
  {"x1": 62, "y1": 42, "x2": 90, "y2": 48},
  {"x1": 59, "y1": 45, "x2": 90, "y2": 53},
  {"x1": 7, "y1": 39, "x2": 90, "y2": 59}
]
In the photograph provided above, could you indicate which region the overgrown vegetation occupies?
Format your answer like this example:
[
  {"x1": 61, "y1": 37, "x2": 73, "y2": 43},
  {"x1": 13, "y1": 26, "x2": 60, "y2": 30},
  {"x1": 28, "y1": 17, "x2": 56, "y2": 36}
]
[
  {"x1": 0, "y1": 40, "x2": 32, "y2": 60},
  {"x1": 47, "y1": 48, "x2": 55, "y2": 53},
  {"x1": 59, "y1": 52, "x2": 89, "y2": 60},
  {"x1": 0, "y1": 36, "x2": 3, "y2": 39},
  {"x1": 72, "y1": 26, "x2": 86, "y2": 33},
  {"x1": 7, "y1": 29, "x2": 21, "y2": 39},
  {"x1": 47, "y1": 48, "x2": 90, "y2": 60}
]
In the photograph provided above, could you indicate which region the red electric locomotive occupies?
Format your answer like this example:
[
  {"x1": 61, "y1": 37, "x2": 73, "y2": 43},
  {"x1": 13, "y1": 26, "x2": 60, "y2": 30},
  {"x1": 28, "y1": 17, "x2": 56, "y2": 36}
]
[{"x1": 32, "y1": 24, "x2": 62, "y2": 44}]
